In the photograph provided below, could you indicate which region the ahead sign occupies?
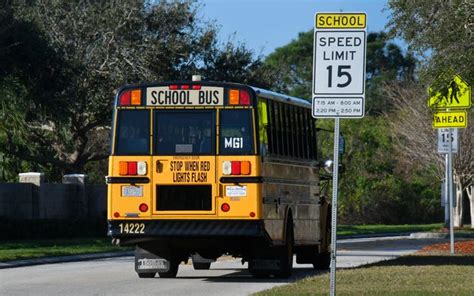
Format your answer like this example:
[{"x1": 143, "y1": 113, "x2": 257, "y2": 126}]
[{"x1": 312, "y1": 13, "x2": 367, "y2": 118}]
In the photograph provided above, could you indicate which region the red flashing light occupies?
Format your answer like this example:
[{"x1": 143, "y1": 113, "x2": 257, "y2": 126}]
[
  {"x1": 119, "y1": 90, "x2": 131, "y2": 106},
  {"x1": 181, "y1": 85, "x2": 190, "y2": 90},
  {"x1": 231, "y1": 161, "x2": 241, "y2": 175},
  {"x1": 240, "y1": 90, "x2": 250, "y2": 105},
  {"x1": 192, "y1": 85, "x2": 201, "y2": 90},
  {"x1": 221, "y1": 203, "x2": 230, "y2": 212},
  {"x1": 169, "y1": 85, "x2": 178, "y2": 90},
  {"x1": 139, "y1": 203, "x2": 149, "y2": 212}
]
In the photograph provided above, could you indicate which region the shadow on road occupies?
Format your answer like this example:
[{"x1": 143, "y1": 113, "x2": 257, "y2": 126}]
[
  {"x1": 360, "y1": 255, "x2": 474, "y2": 268},
  {"x1": 176, "y1": 267, "x2": 327, "y2": 283}
]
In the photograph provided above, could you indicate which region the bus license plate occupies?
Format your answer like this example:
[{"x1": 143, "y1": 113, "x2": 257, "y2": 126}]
[{"x1": 122, "y1": 185, "x2": 143, "y2": 197}]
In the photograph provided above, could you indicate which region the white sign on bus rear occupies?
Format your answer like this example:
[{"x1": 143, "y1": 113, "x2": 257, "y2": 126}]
[{"x1": 146, "y1": 86, "x2": 224, "y2": 106}]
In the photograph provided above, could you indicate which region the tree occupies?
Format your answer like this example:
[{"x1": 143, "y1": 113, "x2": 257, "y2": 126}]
[
  {"x1": 387, "y1": 0, "x2": 473, "y2": 83},
  {"x1": 387, "y1": 0, "x2": 474, "y2": 227},
  {"x1": 1, "y1": 0, "x2": 268, "y2": 181}
]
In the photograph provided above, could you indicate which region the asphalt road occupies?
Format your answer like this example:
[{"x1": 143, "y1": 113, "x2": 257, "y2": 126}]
[{"x1": 0, "y1": 236, "x2": 445, "y2": 296}]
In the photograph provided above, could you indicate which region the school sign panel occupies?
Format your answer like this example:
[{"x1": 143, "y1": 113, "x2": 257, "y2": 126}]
[{"x1": 312, "y1": 13, "x2": 367, "y2": 118}]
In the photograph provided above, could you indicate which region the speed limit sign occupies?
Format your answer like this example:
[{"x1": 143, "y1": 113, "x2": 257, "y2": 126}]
[{"x1": 312, "y1": 13, "x2": 367, "y2": 118}]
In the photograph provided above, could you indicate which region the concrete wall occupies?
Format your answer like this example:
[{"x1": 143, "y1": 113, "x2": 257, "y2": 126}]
[{"x1": 0, "y1": 182, "x2": 106, "y2": 220}]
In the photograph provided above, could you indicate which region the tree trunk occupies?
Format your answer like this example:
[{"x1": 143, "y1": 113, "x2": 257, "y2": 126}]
[
  {"x1": 467, "y1": 185, "x2": 474, "y2": 229},
  {"x1": 453, "y1": 174, "x2": 463, "y2": 227}
]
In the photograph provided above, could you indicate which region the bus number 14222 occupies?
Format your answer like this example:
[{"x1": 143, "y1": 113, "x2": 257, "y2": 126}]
[{"x1": 118, "y1": 223, "x2": 145, "y2": 234}]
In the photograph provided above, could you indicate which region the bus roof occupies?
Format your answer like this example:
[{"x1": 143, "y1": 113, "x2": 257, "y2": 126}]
[{"x1": 250, "y1": 87, "x2": 312, "y2": 109}]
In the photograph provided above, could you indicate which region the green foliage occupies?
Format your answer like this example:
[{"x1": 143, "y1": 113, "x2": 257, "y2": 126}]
[
  {"x1": 0, "y1": 0, "x2": 270, "y2": 182},
  {"x1": 388, "y1": 0, "x2": 473, "y2": 85}
]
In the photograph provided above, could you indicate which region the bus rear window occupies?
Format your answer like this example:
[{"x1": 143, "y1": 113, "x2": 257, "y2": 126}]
[
  {"x1": 154, "y1": 110, "x2": 215, "y2": 155},
  {"x1": 220, "y1": 109, "x2": 254, "y2": 155},
  {"x1": 115, "y1": 110, "x2": 150, "y2": 155}
]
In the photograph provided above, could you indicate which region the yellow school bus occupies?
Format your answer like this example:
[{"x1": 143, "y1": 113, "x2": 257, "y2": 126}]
[{"x1": 106, "y1": 79, "x2": 331, "y2": 278}]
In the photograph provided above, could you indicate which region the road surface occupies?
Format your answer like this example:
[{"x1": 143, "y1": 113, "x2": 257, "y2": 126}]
[{"x1": 0, "y1": 236, "x2": 444, "y2": 296}]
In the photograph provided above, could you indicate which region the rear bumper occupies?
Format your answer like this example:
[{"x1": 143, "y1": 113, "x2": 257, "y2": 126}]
[{"x1": 108, "y1": 219, "x2": 266, "y2": 239}]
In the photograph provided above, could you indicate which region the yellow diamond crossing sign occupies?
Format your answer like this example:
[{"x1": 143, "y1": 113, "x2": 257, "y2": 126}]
[{"x1": 428, "y1": 74, "x2": 471, "y2": 109}]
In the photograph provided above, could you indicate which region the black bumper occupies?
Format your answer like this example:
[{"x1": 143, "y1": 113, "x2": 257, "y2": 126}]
[{"x1": 108, "y1": 219, "x2": 266, "y2": 239}]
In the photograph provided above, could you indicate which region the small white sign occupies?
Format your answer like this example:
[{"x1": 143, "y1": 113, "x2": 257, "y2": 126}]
[
  {"x1": 313, "y1": 97, "x2": 364, "y2": 118},
  {"x1": 121, "y1": 185, "x2": 143, "y2": 197},
  {"x1": 225, "y1": 185, "x2": 247, "y2": 197},
  {"x1": 437, "y1": 128, "x2": 458, "y2": 153}
]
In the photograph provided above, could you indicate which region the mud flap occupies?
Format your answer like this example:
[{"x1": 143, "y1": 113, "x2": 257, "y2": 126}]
[{"x1": 135, "y1": 246, "x2": 171, "y2": 274}]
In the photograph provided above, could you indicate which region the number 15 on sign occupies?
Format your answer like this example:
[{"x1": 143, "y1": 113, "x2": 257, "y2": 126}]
[{"x1": 313, "y1": 30, "x2": 366, "y2": 95}]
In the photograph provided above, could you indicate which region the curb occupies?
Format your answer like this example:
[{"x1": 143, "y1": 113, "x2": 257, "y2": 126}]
[
  {"x1": 409, "y1": 232, "x2": 474, "y2": 239},
  {"x1": 0, "y1": 251, "x2": 134, "y2": 269},
  {"x1": 338, "y1": 232, "x2": 411, "y2": 240}
]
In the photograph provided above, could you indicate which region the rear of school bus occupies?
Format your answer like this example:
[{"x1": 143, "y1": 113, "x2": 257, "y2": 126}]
[{"x1": 106, "y1": 81, "x2": 267, "y2": 278}]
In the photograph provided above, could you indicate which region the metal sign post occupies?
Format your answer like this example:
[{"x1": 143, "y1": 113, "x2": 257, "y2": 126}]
[
  {"x1": 311, "y1": 12, "x2": 367, "y2": 296},
  {"x1": 448, "y1": 128, "x2": 455, "y2": 254},
  {"x1": 329, "y1": 118, "x2": 340, "y2": 295}
]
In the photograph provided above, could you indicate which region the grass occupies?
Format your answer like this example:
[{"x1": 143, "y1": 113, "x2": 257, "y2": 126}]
[
  {"x1": 0, "y1": 238, "x2": 131, "y2": 262},
  {"x1": 337, "y1": 223, "x2": 444, "y2": 236},
  {"x1": 255, "y1": 255, "x2": 474, "y2": 295}
]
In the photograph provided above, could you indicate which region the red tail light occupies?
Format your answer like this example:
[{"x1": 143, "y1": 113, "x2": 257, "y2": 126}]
[
  {"x1": 231, "y1": 161, "x2": 241, "y2": 175},
  {"x1": 128, "y1": 162, "x2": 137, "y2": 175}
]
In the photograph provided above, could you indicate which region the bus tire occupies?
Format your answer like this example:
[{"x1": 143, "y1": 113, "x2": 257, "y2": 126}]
[
  {"x1": 192, "y1": 262, "x2": 211, "y2": 270},
  {"x1": 274, "y1": 219, "x2": 294, "y2": 278},
  {"x1": 157, "y1": 259, "x2": 179, "y2": 278},
  {"x1": 137, "y1": 272, "x2": 156, "y2": 278},
  {"x1": 313, "y1": 252, "x2": 330, "y2": 270}
]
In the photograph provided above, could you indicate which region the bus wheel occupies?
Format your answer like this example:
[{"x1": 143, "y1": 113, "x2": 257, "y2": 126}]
[
  {"x1": 193, "y1": 262, "x2": 211, "y2": 270},
  {"x1": 157, "y1": 259, "x2": 179, "y2": 278},
  {"x1": 313, "y1": 252, "x2": 330, "y2": 270},
  {"x1": 274, "y1": 221, "x2": 294, "y2": 278},
  {"x1": 137, "y1": 272, "x2": 156, "y2": 278}
]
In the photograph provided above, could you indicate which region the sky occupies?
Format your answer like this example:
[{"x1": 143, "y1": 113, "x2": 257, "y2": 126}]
[{"x1": 199, "y1": 0, "x2": 392, "y2": 57}]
